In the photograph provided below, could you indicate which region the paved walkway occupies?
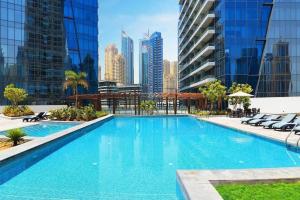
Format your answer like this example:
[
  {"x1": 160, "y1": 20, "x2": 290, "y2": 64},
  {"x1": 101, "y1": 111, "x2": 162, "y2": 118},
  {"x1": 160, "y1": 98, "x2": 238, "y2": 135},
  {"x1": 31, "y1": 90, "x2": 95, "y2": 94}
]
[
  {"x1": 0, "y1": 118, "x2": 38, "y2": 132},
  {"x1": 194, "y1": 116, "x2": 300, "y2": 146}
]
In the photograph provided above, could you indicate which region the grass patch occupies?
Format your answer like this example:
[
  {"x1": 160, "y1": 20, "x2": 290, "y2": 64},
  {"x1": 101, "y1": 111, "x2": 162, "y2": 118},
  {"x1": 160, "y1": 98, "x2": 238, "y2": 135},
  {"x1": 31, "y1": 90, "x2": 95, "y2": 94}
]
[{"x1": 216, "y1": 182, "x2": 300, "y2": 200}]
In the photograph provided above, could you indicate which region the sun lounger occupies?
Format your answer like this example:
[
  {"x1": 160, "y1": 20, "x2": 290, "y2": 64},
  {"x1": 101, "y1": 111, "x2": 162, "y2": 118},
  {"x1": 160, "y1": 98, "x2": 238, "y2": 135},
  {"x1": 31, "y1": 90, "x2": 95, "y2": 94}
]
[
  {"x1": 272, "y1": 118, "x2": 300, "y2": 131},
  {"x1": 241, "y1": 114, "x2": 265, "y2": 124},
  {"x1": 272, "y1": 115, "x2": 299, "y2": 131},
  {"x1": 262, "y1": 114, "x2": 296, "y2": 129},
  {"x1": 23, "y1": 112, "x2": 46, "y2": 122},
  {"x1": 248, "y1": 115, "x2": 281, "y2": 126}
]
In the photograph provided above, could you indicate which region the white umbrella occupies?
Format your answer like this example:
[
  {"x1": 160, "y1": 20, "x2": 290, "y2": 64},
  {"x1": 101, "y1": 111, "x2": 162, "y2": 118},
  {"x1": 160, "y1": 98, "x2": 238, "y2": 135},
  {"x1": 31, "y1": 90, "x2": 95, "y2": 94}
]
[
  {"x1": 228, "y1": 91, "x2": 254, "y2": 97},
  {"x1": 228, "y1": 91, "x2": 253, "y2": 110}
]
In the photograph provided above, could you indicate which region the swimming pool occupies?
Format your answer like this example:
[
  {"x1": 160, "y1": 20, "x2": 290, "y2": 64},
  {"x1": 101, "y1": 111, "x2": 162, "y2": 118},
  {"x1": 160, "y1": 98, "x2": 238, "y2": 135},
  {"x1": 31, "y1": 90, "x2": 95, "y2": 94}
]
[
  {"x1": 0, "y1": 122, "x2": 79, "y2": 137},
  {"x1": 1, "y1": 116, "x2": 300, "y2": 199}
]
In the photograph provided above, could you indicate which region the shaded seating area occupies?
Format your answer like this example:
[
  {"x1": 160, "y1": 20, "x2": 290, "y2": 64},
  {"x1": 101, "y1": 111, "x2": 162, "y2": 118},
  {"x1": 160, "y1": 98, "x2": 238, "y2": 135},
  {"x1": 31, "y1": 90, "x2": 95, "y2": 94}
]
[{"x1": 228, "y1": 108, "x2": 260, "y2": 118}]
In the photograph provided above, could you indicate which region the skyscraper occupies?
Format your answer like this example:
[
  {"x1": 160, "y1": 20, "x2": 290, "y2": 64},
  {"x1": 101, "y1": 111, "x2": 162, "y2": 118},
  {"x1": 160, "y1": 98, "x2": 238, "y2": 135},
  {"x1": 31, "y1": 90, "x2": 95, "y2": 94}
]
[
  {"x1": 163, "y1": 60, "x2": 178, "y2": 93},
  {"x1": 148, "y1": 32, "x2": 163, "y2": 93},
  {"x1": 121, "y1": 31, "x2": 134, "y2": 85},
  {"x1": 64, "y1": 0, "x2": 98, "y2": 94},
  {"x1": 105, "y1": 44, "x2": 118, "y2": 82},
  {"x1": 139, "y1": 34, "x2": 150, "y2": 93},
  {"x1": 104, "y1": 44, "x2": 125, "y2": 85},
  {"x1": 114, "y1": 54, "x2": 125, "y2": 85},
  {"x1": 178, "y1": 0, "x2": 300, "y2": 97},
  {"x1": 0, "y1": 0, "x2": 99, "y2": 104}
]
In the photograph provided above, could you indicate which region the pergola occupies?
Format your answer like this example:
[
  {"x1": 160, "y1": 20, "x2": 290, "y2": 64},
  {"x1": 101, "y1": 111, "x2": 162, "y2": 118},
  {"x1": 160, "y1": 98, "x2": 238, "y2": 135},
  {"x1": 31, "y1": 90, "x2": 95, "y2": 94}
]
[{"x1": 67, "y1": 92, "x2": 205, "y2": 115}]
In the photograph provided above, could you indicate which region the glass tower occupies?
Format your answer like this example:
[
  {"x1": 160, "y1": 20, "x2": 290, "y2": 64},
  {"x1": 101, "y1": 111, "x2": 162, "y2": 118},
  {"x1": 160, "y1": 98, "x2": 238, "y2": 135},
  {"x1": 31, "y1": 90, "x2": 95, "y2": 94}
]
[
  {"x1": 121, "y1": 31, "x2": 134, "y2": 85},
  {"x1": 148, "y1": 32, "x2": 163, "y2": 93},
  {"x1": 178, "y1": 0, "x2": 300, "y2": 97},
  {"x1": 0, "y1": 0, "x2": 98, "y2": 104},
  {"x1": 139, "y1": 35, "x2": 150, "y2": 93}
]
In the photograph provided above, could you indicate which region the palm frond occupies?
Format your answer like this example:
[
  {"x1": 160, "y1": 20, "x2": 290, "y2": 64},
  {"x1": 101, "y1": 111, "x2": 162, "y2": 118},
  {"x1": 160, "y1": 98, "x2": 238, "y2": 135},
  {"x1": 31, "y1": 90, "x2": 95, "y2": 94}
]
[
  {"x1": 78, "y1": 79, "x2": 89, "y2": 89},
  {"x1": 65, "y1": 70, "x2": 77, "y2": 80},
  {"x1": 63, "y1": 80, "x2": 76, "y2": 91}
]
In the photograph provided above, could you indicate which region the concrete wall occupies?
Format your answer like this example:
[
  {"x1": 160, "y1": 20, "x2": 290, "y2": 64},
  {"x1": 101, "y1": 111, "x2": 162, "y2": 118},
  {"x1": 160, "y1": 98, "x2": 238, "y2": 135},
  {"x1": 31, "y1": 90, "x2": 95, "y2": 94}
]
[
  {"x1": 250, "y1": 97, "x2": 300, "y2": 114},
  {"x1": 0, "y1": 105, "x2": 67, "y2": 114}
]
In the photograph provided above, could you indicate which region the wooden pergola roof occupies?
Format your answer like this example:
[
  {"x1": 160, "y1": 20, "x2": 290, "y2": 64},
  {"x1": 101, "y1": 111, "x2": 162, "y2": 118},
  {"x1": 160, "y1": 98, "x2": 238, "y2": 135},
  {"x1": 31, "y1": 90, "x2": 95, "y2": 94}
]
[{"x1": 67, "y1": 92, "x2": 205, "y2": 101}]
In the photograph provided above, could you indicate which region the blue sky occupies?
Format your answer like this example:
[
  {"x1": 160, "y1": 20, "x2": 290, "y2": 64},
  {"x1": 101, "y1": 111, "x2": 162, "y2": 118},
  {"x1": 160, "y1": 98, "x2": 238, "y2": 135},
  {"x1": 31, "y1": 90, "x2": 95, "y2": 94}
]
[{"x1": 98, "y1": 0, "x2": 178, "y2": 83}]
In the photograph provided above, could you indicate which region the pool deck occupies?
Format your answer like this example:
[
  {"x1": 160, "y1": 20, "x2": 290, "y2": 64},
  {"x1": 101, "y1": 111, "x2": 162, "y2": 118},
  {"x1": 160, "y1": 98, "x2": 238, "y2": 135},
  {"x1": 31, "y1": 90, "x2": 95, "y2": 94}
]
[
  {"x1": 177, "y1": 115, "x2": 300, "y2": 200},
  {"x1": 193, "y1": 115, "x2": 300, "y2": 146}
]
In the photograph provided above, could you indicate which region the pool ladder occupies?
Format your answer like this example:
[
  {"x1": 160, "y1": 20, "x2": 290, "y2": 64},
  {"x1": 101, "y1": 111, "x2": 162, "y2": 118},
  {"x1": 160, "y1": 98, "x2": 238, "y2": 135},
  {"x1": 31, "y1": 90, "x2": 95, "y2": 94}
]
[{"x1": 285, "y1": 128, "x2": 300, "y2": 148}]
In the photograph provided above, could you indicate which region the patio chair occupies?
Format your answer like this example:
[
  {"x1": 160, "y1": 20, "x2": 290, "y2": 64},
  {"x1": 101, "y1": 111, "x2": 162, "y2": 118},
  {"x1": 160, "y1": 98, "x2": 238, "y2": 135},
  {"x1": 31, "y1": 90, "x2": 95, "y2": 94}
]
[
  {"x1": 248, "y1": 115, "x2": 281, "y2": 126},
  {"x1": 23, "y1": 112, "x2": 46, "y2": 122},
  {"x1": 262, "y1": 114, "x2": 296, "y2": 129},
  {"x1": 293, "y1": 125, "x2": 300, "y2": 134},
  {"x1": 273, "y1": 117, "x2": 300, "y2": 131},
  {"x1": 241, "y1": 113, "x2": 265, "y2": 124}
]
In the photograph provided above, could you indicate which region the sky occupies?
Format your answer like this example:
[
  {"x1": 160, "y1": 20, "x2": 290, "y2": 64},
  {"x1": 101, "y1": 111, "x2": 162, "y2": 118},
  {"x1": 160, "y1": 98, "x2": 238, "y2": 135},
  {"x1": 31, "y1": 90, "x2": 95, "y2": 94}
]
[{"x1": 98, "y1": 0, "x2": 179, "y2": 84}]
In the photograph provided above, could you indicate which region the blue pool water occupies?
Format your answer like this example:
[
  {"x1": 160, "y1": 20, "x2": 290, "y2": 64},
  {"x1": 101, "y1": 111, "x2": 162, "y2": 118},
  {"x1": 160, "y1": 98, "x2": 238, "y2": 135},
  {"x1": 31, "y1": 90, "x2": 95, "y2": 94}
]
[
  {"x1": 1, "y1": 116, "x2": 300, "y2": 199},
  {"x1": 0, "y1": 122, "x2": 79, "y2": 137}
]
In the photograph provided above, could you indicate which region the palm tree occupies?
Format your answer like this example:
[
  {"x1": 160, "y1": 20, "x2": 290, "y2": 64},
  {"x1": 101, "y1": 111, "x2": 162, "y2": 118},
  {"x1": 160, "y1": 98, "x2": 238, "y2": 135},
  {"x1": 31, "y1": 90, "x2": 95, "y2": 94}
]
[{"x1": 63, "y1": 70, "x2": 89, "y2": 108}]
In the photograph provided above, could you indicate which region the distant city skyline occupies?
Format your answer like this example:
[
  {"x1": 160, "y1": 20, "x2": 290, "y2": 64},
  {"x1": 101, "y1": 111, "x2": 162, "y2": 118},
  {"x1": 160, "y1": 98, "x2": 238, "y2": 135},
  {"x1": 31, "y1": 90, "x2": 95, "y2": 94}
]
[{"x1": 98, "y1": 0, "x2": 178, "y2": 84}]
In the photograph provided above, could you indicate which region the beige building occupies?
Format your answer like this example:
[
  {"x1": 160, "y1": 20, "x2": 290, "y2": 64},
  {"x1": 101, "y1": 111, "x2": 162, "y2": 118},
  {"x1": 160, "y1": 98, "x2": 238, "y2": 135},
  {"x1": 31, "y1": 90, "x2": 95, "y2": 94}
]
[
  {"x1": 104, "y1": 44, "x2": 125, "y2": 85},
  {"x1": 114, "y1": 54, "x2": 125, "y2": 84},
  {"x1": 163, "y1": 60, "x2": 178, "y2": 93}
]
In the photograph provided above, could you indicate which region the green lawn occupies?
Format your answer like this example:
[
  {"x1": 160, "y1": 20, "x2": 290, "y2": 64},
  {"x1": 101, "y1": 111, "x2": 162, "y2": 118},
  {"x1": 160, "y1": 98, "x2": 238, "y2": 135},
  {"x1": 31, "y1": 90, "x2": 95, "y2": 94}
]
[{"x1": 216, "y1": 182, "x2": 300, "y2": 200}]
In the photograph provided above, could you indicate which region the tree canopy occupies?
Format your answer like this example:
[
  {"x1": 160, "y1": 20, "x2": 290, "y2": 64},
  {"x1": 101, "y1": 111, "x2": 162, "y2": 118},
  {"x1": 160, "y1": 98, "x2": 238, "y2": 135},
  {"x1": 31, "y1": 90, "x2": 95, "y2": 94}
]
[
  {"x1": 4, "y1": 84, "x2": 28, "y2": 107},
  {"x1": 199, "y1": 80, "x2": 227, "y2": 110}
]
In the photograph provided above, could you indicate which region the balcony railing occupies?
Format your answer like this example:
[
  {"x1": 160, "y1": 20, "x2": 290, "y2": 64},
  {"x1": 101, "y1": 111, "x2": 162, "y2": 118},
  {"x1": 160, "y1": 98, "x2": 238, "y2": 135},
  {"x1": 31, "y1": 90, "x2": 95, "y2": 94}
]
[
  {"x1": 179, "y1": 59, "x2": 215, "y2": 82},
  {"x1": 179, "y1": 43, "x2": 215, "y2": 67},
  {"x1": 179, "y1": 26, "x2": 215, "y2": 59}
]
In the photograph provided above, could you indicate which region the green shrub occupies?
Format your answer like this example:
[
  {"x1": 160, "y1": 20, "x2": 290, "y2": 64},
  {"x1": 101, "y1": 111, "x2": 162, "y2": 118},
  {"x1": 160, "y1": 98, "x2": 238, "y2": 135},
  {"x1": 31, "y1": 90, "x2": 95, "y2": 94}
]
[
  {"x1": 49, "y1": 105, "x2": 98, "y2": 121},
  {"x1": 3, "y1": 105, "x2": 34, "y2": 117},
  {"x1": 193, "y1": 110, "x2": 228, "y2": 116},
  {"x1": 5, "y1": 129, "x2": 26, "y2": 146},
  {"x1": 81, "y1": 105, "x2": 97, "y2": 121},
  {"x1": 96, "y1": 111, "x2": 108, "y2": 118}
]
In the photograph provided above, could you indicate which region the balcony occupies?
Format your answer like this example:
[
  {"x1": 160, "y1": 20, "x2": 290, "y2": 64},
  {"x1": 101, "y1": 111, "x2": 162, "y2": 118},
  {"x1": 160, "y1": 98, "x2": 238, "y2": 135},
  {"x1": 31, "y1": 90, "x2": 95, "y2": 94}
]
[
  {"x1": 179, "y1": 0, "x2": 201, "y2": 32},
  {"x1": 179, "y1": 60, "x2": 215, "y2": 82},
  {"x1": 179, "y1": 75, "x2": 216, "y2": 92},
  {"x1": 179, "y1": 26, "x2": 215, "y2": 58},
  {"x1": 179, "y1": 43, "x2": 215, "y2": 68},
  {"x1": 179, "y1": 12, "x2": 215, "y2": 48},
  {"x1": 179, "y1": 0, "x2": 215, "y2": 38}
]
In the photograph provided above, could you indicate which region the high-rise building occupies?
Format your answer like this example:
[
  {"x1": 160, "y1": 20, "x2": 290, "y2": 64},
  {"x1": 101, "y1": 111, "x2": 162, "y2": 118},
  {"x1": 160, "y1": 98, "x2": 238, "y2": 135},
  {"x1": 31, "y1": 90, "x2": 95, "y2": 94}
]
[
  {"x1": 163, "y1": 60, "x2": 178, "y2": 93},
  {"x1": 114, "y1": 54, "x2": 125, "y2": 85},
  {"x1": 148, "y1": 32, "x2": 163, "y2": 93},
  {"x1": 121, "y1": 31, "x2": 134, "y2": 85},
  {"x1": 105, "y1": 45, "x2": 118, "y2": 82},
  {"x1": 178, "y1": 0, "x2": 300, "y2": 97},
  {"x1": 104, "y1": 44, "x2": 125, "y2": 85},
  {"x1": 0, "y1": 0, "x2": 99, "y2": 104},
  {"x1": 139, "y1": 34, "x2": 150, "y2": 93}
]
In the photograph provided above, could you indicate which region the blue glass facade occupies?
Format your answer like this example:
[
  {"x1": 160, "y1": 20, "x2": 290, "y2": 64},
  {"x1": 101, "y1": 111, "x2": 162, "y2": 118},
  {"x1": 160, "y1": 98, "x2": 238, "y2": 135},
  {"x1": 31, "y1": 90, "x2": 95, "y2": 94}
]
[
  {"x1": 139, "y1": 37, "x2": 150, "y2": 93},
  {"x1": 256, "y1": 0, "x2": 300, "y2": 97},
  {"x1": 179, "y1": 0, "x2": 300, "y2": 97},
  {"x1": 215, "y1": 0, "x2": 273, "y2": 92},
  {"x1": 148, "y1": 32, "x2": 163, "y2": 93},
  {"x1": 121, "y1": 31, "x2": 134, "y2": 85},
  {"x1": 0, "y1": 0, "x2": 98, "y2": 104},
  {"x1": 64, "y1": 0, "x2": 98, "y2": 94}
]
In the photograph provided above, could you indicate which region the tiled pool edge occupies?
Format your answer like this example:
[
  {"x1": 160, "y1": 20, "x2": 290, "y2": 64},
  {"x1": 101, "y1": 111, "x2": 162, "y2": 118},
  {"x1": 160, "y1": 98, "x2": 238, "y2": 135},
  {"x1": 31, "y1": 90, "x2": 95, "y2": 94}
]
[
  {"x1": 0, "y1": 115, "x2": 113, "y2": 184},
  {"x1": 177, "y1": 168, "x2": 300, "y2": 200}
]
